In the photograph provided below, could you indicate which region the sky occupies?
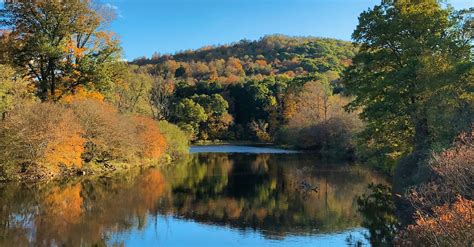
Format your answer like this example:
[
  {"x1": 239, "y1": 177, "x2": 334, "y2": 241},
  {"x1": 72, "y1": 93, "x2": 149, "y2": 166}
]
[{"x1": 102, "y1": 0, "x2": 473, "y2": 60}]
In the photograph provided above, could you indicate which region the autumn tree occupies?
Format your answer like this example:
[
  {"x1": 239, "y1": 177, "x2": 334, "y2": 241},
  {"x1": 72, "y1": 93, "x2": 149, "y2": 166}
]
[
  {"x1": 289, "y1": 80, "x2": 332, "y2": 128},
  {"x1": 149, "y1": 74, "x2": 174, "y2": 120},
  {"x1": 113, "y1": 65, "x2": 155, "y2": 115},
  {"x1": 0, "y1": 0, "x2": 121, "y2": 101},
  {"x1": 344, "y1": 0, "x2": 473, "y2": 171},
  {"x1": 0, "y1": 64, "x2": 33, "y2": 119}
]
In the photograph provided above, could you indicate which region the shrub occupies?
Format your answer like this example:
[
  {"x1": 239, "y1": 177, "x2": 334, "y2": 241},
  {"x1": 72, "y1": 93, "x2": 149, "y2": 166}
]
[
  {"x1": 133, "y1": 116, "x2": 166, "y2": 160},
  {"x1": 68, "y1": 99, "x2": 137, "y2": 163},
  {"x1": 396, "y1": 131, "x2": 474, "y2": 246},
  {"x1": 277, "y1": 114, "x2": 361, "y2": 159},
  {"x1": 157, "y1": 121, "x2": 189, "y2": 159},
  {"x1": 0, "y1": 99, "x2": 182, "y2": 181},
  {"x1": 0, "y1": 102, "x2": 85, "y2": 179},
  {"x1": 405, "y1": 131, "x2": 473, "y2": 212},
  {"x1": 396, "y1": 197, "x2": 473, "y2": 246}
]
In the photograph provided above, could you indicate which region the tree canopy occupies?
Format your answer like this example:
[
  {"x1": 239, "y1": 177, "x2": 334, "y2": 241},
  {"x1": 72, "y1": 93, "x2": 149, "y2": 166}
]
[
  {"x1": 344, "y1": 0, "x2": 473, "y2": 170},
  {"x1": 0, "y1": 0, "x2": 121, "y2": 101}
]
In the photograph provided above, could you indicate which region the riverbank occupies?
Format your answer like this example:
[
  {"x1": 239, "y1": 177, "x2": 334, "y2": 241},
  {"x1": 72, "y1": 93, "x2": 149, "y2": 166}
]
[{"x1": 0, "y1": 155, "x2": 178, "y2": 184}]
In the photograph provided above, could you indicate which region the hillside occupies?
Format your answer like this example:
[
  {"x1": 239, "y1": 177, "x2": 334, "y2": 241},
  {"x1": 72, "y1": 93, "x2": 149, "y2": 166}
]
[
  {"x1": 119, "y1": 35, "x2": 356, "y2": 146},
  {"x1": 131, "y1": 35, "x2": 356, "y2": 84}
]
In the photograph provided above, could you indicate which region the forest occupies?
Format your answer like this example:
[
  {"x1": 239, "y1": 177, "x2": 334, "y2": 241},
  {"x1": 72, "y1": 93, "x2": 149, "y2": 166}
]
[
  {"x1": 0, "y1": 0, "x2": 472, "y2": 246},
  {"x1": 127, "y1": 36, "x2": 362, "y2": 159}
]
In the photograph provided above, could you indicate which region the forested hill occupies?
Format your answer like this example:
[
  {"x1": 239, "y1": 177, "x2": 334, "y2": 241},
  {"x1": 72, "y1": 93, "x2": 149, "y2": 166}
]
[
  {"x1": 122, "y1": 35, "x2": 360, "y2": 148},
  {"x1": 131, "y1": 35, "x2": 356, "y2": 83}
]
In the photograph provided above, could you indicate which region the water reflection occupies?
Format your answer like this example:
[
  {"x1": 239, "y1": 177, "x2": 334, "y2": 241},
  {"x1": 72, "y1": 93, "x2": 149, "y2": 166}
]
[{"x1": 0, "y1": 151, "x2": 384, "y2": 246}]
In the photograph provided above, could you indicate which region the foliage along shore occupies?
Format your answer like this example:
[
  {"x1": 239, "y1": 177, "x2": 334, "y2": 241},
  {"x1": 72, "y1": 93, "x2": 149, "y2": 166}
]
[
  {"x1": 0, "y1": 1, "x2": 189, "y2": 183},
  {"x1": 0, "y1": 98, "x2": 189, "y2": 183}
]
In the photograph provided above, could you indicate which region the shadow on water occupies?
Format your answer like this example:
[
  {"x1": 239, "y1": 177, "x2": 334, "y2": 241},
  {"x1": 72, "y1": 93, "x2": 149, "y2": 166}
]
[{"x1": 0, "y1": 148, "x2": 385, "y2": 246}]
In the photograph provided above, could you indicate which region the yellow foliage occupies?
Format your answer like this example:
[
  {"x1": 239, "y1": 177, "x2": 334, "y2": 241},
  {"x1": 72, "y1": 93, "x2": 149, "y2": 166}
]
[{"x1": 61, "y1": 86, "x2": 105, "y2": 103}]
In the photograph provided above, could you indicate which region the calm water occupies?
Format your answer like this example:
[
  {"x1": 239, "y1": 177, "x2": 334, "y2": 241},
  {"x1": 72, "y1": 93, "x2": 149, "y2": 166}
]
[{"x1": 0, "y1": 146, "x2": 384, "y2": 246}]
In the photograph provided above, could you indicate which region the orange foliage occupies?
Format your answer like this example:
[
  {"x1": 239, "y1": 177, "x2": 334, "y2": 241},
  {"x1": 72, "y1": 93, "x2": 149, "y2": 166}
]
[
  {"x1": 0, "y1": 103, "x2": 85, "y2": 175},
  {"x1": 226, "y1": 57, "x2": 243, "y2": 73},
  {"x1": 255, "y1": 208, "x2": 268, "y2": 221},
  {"x1": 224, "y1": 75, "x2": 242, "y2": 84},
  {"x1": 70, "y1": 99, "x2": 137, "y2": 162},
  {"x1": 282, "y1": 93, "x2": 298, "y2": 122},
  {"x1": 133, "y1": 116, "x2": 167, "y2": 160},
  {"x1": 43, "y1": 112, "x2": 85, "y2": 170},
  {"x1": 396, "y1": 197, "x2": 473, "y2": 246},
  {"x1": 64, "y1": 40, "x2": 86, "y2": 57},
  {"x1": 284, "y1": 71, "x2": 296, "y2": 78},
  {"x1": 225, "y1": 199, "x2": 243, "y2": 219},
  {"x1": 255, "y1": 59, "x2": 268, "y2": 67}
]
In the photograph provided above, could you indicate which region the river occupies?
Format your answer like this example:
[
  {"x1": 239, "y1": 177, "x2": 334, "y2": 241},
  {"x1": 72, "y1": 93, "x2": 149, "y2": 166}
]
[{"x1": 0, "y1": 145, "x2": 385, "y2": 246}]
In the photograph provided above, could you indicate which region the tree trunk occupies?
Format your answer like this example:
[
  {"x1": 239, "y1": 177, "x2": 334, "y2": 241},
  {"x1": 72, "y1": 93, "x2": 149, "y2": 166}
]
[{"x1": 414, "y1": 116, "x2": 430, "y2": 152}]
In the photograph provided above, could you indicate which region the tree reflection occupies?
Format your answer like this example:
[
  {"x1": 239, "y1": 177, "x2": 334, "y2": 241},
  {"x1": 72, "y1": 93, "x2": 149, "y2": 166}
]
[{"x1": 0, "y1": 153, "x2": 384, "y2": 245}]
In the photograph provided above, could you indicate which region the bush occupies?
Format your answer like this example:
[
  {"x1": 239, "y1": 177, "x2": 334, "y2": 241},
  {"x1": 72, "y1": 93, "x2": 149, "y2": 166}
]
[
  {"x1": 157, "y1": 121, "x2": 189, "y2": 159},
  {"x1": 0, "y1": 103, "x2": 85, "y2": 180},
  {"x1": 396, "y1": 131, "x2": 474, "y2": 246},
  {"x1": 133, "y1": 116, "x2": 166, "y2": 160},
  {"x1": 69, "y1": 99, "x2": 138, "y2": 163},
  {"x1": 277, "y1": 115, "x2": 361, "y2": 159},
  {"x1": 396, "y1": 197, "x2": 473, "y2": 246},
  {"x1": 0, "y1": 99, "x2": 186, "y2": 181}
]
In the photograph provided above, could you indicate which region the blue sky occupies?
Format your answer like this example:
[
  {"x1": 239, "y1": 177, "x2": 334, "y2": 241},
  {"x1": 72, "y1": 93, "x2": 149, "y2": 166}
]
[{"x1": 103, "y1": 0, "x2": 473, "y2": 60}]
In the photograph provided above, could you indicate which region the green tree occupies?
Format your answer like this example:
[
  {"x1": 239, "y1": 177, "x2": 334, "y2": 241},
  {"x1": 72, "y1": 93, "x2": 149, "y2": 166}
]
[
  {"x1": 344, "y1": 0, "x2": 473, "y2": 171},
  {"x1": 191, "y1": 94, "x2": 229, "y2": 117},
  {"x1": 191, "y1": 94, "x2": 233, "y2": 139},
  {"x1": 174, "y1": 98, "x2": 208, "y2": 139},
  {"x1": 0, "y1": 0, "x2": 121, "y2": 101}
]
